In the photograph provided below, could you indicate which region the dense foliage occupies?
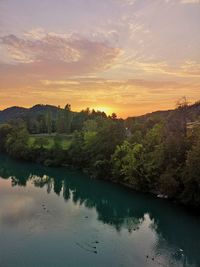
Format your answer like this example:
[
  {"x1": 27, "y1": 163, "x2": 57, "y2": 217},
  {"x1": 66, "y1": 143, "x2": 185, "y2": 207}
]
[{"x1": 0, "y1": 100, "x2": 200, "y2": 209}]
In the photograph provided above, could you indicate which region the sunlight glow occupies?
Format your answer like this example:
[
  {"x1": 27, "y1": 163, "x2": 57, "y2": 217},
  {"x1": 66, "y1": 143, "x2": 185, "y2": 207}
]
[{"x1": 92, "y1": 106, "x2": 114, "y2": 115}]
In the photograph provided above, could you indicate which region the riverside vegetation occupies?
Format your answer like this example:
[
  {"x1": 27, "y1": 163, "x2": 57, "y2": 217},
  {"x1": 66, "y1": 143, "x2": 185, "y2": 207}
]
[{"x1": 1, "y1": 99, "x2": 200, "y2": 209}]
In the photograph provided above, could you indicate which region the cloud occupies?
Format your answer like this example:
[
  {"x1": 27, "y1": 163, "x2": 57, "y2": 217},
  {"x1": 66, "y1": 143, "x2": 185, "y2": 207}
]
[
  {"x1": 180, "y1": 61, "x2": 200, "y2": 76},
  {"x1": 121, "y1": 0, "x2": 136, "y2": 5},
  {"x1": 1, "y1": 34, "x2": 80, "y2": 63},
  {"x1": 119, "y1": 58, "x2": 200, "y2": 78},
  {"x1": 0, "y1": 33, "x2": 121, "y2": 78},
  {"x1": 36, "y1": 77, "x2": 200, "y2": 116},
  {"x1": 166, "y1": 0, "x2": 200, "y2": 3},
  {"x1": 115, "y1": 0, "x2": 136, "y2": 5},
  {"x1": 180, "y1": 0, "x2": 200, "y2": 4},
  {"x1": 41, "y1": 77, "x2": 196, "y2": 91},
  {"x1": 42, "y1": 80, "x2": 80, "y2": 86},
  {"x1": 0, "y1": 75, "x2": 199, "y2": 117}
]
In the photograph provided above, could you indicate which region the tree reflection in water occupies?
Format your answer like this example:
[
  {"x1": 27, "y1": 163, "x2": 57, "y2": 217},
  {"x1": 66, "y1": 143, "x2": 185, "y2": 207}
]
[{"x1": 0, "y1": 153, "x2": 199, "y2": 267}]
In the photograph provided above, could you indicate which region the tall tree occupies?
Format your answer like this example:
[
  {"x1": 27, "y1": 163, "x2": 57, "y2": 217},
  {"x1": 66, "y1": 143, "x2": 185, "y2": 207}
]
[{"x1": 46, "y1": 110, "x2": 52, "y2": 134}]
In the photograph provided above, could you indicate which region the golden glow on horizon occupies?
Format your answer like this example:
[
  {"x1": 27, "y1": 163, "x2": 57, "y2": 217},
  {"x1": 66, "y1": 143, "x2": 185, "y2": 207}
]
[
  {"x1": 92, "y1": 106, "x2": 114, "y2": 115},
  {"x1": 0, "y1": 0, "x2": 199, "y2": 117}
]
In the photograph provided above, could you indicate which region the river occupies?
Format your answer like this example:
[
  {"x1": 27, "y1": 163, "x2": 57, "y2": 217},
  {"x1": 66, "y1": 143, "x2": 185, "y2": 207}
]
[{"x1": 0, "y1": 154, "x2": 199, "y2": 267}]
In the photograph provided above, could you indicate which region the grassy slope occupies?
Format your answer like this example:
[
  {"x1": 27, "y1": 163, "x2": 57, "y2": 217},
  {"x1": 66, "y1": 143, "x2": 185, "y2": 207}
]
[{"x1": 28, "y1": 134, "x2": 72, "y2": 150}]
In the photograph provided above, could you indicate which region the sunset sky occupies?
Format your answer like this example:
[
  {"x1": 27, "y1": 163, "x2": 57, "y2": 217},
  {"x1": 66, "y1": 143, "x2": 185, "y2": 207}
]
[{"x1": 0, "y1": 0, "x2": 200, "y2": 118}]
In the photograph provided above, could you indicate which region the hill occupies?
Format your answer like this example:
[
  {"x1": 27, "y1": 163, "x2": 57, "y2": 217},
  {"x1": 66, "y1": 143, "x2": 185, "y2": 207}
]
[
  {"x1": 0, "y1": 104, "x2": 64, "y2": 124},
  {"x1": 1, "y1": 101, "x2": 200, "y2": 126},
  {"x1": 126, "y1": 101, "x2": 200, "y2": 125},
  {"x1": 0, "y1": 106, "x2": 28, "y2": 123}
]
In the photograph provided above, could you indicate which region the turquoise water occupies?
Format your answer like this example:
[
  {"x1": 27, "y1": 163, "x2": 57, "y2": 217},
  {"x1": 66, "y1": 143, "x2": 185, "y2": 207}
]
[{"x1": 0, "y1": 154, "x2": 199, "y2": 267}]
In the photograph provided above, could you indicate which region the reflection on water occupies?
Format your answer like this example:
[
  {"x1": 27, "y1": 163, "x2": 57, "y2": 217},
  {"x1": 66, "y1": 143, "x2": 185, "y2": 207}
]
[{"x1": 0, "y1": 154, "x2": 199, "y2": 267}]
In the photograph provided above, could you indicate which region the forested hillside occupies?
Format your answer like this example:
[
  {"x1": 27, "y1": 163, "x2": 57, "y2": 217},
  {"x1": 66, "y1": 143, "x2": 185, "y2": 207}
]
[{"x1": 1, "y1": 100, "x2": 200, "y2": 131}]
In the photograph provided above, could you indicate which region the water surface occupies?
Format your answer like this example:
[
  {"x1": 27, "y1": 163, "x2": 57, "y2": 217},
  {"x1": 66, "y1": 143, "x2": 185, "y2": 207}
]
[{"x1": 0, "y1": 154, "x2": 199, "y2": 267}]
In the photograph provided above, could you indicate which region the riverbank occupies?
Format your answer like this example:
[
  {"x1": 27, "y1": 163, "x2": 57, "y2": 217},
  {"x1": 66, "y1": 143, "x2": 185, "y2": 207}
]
[
  {"x1": 1, "y1": 150, "x2": 198, "y2": 214},
  {"x1": 1, "y1": 113, "x2": 200, "y2": 211}
]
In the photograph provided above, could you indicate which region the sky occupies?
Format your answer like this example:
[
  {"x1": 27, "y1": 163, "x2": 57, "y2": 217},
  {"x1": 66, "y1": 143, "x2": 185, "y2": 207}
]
[{"x1": 0, "y1": 0, "x2": 200, "y2": 118}]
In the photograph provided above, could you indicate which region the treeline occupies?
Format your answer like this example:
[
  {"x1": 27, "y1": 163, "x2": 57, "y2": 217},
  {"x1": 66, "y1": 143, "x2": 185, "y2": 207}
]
[
  {"x1": 25, "y1": 104, "x2": 73, "y2": 134},
  {"x1": 24, "y1": 104, "x2": 112, "y2": 134},
  {"x1": 0, "y1": 100, "x2": 200, "y2": 209}
]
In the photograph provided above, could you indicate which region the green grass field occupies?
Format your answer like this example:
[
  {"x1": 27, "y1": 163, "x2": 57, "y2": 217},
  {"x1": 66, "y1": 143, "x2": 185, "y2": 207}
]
[{"x1": 28, "y1": 134, "x2": 72, "y2": 150}]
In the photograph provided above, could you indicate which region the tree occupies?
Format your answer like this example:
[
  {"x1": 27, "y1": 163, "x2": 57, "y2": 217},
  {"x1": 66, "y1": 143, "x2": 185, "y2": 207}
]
[
  {"x1": 0, "y1": 124, "x2": 12, "y2": 151},
  {"x1": 46, "y1": 110, "x2": 52, "y2": 134},
  {"x1": 5, "y1": 124, "x2": 29, "y2": 159},
  {"x1": 56, "y1": 107, "x2": 64, "y2": 133},
  {"x1": 176, "y1": 96, "x2": 189, "y2": 137},
  {"x1": 63, "y1": 108, "x2": 73, "y2": 133},
  {"x1": 56, "y1": 106, "x2": 72, "y2": 134},
  {"x1": 159, "y1": 167, "x2": 179, "y2": 198},
  {"x1": 83, "y1": 120, "x2": 98, "y2": 132},
  {"x1": 93, "y1": 119, "x2": 125, "y2": 159},
  {"x1": 37, "y1": 114, "x2": 47, "y2": 133},
  {"x1": 68, "y1": 131, "x2": 85, "y2": 166},
  {"x1": 111, "y1": 141, "x2": 147, "y2": 190},
  {"x1": 110, "y1": 113, "x2": 117, "y2": 120},
  {"x1": 33, "y1": 137, "x2": 49, "y2": 149},
  {"x1": 65, "y1": 104, "x2": 71, "y2": 111},
  {"x1": 182, "y1": 138, "x2": 200, "y2": 207}
]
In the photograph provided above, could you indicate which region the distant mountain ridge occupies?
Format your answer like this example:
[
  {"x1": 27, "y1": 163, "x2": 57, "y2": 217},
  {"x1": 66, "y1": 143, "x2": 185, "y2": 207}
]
[
  {"x1": 0, "y1": 104, "x2": 62, "y2": 123},
  {"x1": 127, "y1": 101, "x2": 200, "y2": 123},
  {"x1": 0, "y1": 102, "x2": 200, "y2": 124}
]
